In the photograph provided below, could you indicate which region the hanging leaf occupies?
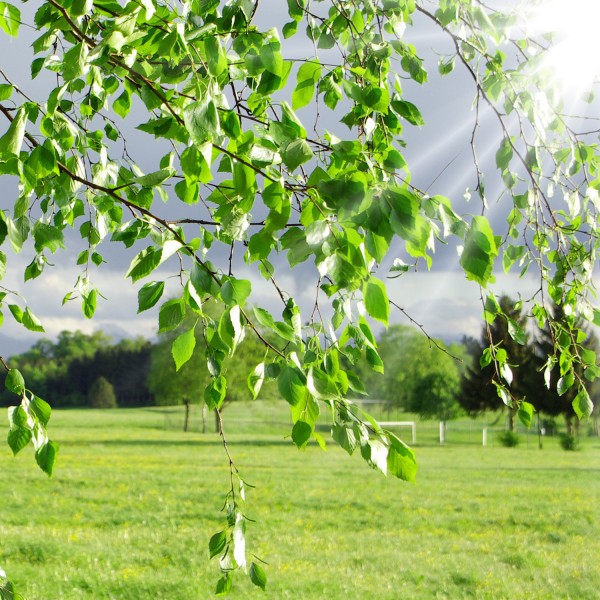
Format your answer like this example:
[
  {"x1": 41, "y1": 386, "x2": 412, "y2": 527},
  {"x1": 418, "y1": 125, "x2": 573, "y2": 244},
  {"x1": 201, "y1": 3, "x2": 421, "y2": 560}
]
[{"x1": 172, "y1": 325, "x2": 197, "y2": 371}]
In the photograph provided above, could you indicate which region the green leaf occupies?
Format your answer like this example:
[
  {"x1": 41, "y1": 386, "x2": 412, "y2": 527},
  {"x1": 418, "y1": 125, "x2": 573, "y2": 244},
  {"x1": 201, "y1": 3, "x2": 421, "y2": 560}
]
[
  {"x1": 190, "y1": 262, "x2": 215, "y2": 296},
  {"x1": 282, "y1": 138, "x2": 313, "y2": 171},
  {"x1": 22, "y1": 308, "x2": 45, "y2": 332},
  {"x1": 220, "y1": 278, "x2": 251, "y2": 306},
  {"x1": 391, "y1": 99, "x2": 424, "y2": 126},
  {"x1": 0, "y1": 106, "x2": 26, "y2": 155},
  {"x1": 70, "y1": 0, "x2": 93, "y2": 17},
  {"x1": 158, "y1": 298, "x2": 185, "y2": 333},
  {"x1": 365, "y1": 347, "x2": 384, "y2": 374},
  {"x1": 0, "y1": 83, "x2": 12, "y2": 100},
  {"x1": 82, "y1": 290, "x2": 97, "y2": 319},
  {"x1": 204, "y1": 375, "x2": 227, "y2": 410},
  {"x1": 8, "y1": 304, "x2": 23, "y2": 324},
  {"x1": 332, "y1": 423, "x2": 357, "y2": 455},
  {"x1": 6, "y1": 216, "x2": 29, "y2": 253},
  {"x1": 35, "y1": 440, "x2": 58, "y2": 476},
  {"x1": 135, "y1": 167, "x2": 175, "y2": 188},
  {"x1": 33, "y1": 223, "x2": 65, "y2": 254},
  {"x1": 208, "y1": 530, "x2": 227, "y2": 559},
  {"x1": 113, "y1": 89, "x2": 131, "y2": 118},
  {"x1": 247, "y1": 362, "x2": 265, "y2": 400},
  {"x1": 7, "y1": 427, "x2": 31, "y2": 455},
  {"x1": 496, "y1": 136, "x2": 513, "y2": 172},
  {"x1": 507, "y1": 318, "x2": 526, "y2": 345},
  {"x1": 438, "y1": 56, "x2": 455, "y2": 75},
  {"x1": 278, "y1": 365, "x2": 306, "y2": 406},
  {"x1": 204, "y1": 36, "x2": 228, "y2": 78},
  {"x1": 138, "y1": 281, "x2": 165, "y2": 313},
  {"x1": 62, "y1": 42, "x2": 89, "y2": 81},
  {"x1": 30, "y1": 396, "x2": 51, "y2": 427},
  {"x1": 0, "y1": 2, "x2": 20, "y2": 37},
  {"x1": 365, "y1": 439, "x2": 388, "y2": 474},
  {"x1": 291, "y1": 420, "x2": 312, "y2": 449},
  {"x1": 249, "y1": 562, "x2": 267, "y2": 591},
  {"x1": 126, "y1": 247, "x2": 162, "y2": 282},
  {"x1": 292, "y1": 60, "x2": 321, "y2": 110},
  {"x1": 5, "y1": 369, "x2": 24, "y2": 394},
  {"x1": 172, "y1": 326, "x2": 197, "y2": 371},
  {"x1": 307, "y1": 367, "x2": 338, "y2": 401},
  {"x1": 287, "y1": 0, "x2": 306, "y2": 20},
  {"x1": 557, "y1": 372, "x2": 575, "y2": 396},
  {"x1": 460, "y1": 216, "x2": 498, "y2": 287},
  {"x1": 215, "y1": 573, "x2": 233, "y2": 596},
  {"x1": 573, "y1": 387, "x2": 593, "y2": 419},
  {"x1": 517, "y1": 401, "x2": 534, "y2": 428},
  {"x1": 386, "y1": 433, "x2": 417, "y2": 482},
  {"x1": 252, "y1": 307, "x2": 276, "y2": 330},
  {"x1": 184, "y1": 98, "x2": 220, "y2": 145},
  {"x1": 363, "y1": 278, "x2": 389, "y2": 325},
  {"x1": 233, "y1": 162, "x2": 256, "y2": 196}
]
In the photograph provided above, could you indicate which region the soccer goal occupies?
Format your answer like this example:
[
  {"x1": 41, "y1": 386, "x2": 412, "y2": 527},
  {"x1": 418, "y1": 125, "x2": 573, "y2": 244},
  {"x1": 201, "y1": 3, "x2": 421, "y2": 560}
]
[{"x1": 378, "y1": 421, "x2": 417, "y2": 445}]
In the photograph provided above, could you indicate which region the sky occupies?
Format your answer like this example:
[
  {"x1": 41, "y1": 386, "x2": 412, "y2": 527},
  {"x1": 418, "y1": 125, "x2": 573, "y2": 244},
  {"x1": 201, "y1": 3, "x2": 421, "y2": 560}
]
[{"x1": 0, "y1": 1, "x2": 590, "y2": 355}]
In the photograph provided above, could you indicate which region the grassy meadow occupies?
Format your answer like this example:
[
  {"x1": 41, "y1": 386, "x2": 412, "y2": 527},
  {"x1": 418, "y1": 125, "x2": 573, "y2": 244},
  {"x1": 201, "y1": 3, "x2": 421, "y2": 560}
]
[{"x1": 0, "y1": 403, "x2": 599, "y2": 599}]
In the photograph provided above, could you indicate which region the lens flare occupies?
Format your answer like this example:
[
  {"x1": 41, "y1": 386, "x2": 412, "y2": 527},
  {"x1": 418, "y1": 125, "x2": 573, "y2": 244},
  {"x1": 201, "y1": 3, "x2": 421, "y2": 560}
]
[{"x1": 523, "y1": 0, "x2": 600, "y2": 99}]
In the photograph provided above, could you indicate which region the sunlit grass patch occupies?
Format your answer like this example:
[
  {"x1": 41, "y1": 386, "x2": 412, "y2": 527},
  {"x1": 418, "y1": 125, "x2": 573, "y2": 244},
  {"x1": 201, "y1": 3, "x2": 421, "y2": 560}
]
[{"x1": 0, "y1": 406, "x2": 598, "y2": 598}]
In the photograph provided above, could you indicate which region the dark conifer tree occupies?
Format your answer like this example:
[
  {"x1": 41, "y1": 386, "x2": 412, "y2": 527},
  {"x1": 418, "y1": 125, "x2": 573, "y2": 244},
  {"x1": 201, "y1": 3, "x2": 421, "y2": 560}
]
[{"x1": 459, "y1": 296, "x2": 536, "y2": 430}]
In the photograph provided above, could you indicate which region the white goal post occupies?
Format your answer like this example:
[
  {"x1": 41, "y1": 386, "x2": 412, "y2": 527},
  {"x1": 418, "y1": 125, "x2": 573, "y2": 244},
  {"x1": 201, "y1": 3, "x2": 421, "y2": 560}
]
[
  {"x1": 348, "y1": 399, "x2": 417, "y2": 445},
  {"x1": 378, "y1": 421, "x2": 417, "y2": 445}
]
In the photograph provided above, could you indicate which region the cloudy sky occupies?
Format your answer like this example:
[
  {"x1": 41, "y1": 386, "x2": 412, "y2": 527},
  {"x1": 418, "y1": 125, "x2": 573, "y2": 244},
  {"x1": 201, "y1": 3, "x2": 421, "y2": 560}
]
[{"x1": 0, "y1": 2, "x2": 581, "y2": 354}]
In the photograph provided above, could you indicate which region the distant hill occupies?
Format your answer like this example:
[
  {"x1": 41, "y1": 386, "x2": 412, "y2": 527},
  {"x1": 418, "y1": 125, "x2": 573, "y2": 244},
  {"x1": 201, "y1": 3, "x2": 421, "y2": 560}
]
[{"x1": 0, "y1": 332, "x2": 37, "y2": 359}]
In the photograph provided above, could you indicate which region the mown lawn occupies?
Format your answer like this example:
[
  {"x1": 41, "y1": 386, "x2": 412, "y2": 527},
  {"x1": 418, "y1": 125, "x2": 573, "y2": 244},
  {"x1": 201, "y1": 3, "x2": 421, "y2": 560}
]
[{"x1": 0, "y1": 405, "x2": 599, "y2": 599}]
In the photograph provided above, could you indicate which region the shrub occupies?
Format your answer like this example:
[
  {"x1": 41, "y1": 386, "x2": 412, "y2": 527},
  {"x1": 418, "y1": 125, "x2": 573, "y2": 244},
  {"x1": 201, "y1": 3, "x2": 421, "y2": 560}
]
[
  {"x1": 559, "y1": 433, "x2": 580, "y2": 451},
  {"x1": 88, "y1": 376, "x2": 117, "y2": 409},
  {"x1": 497, "y1": 431, "x2": 519, "y2": 447}
]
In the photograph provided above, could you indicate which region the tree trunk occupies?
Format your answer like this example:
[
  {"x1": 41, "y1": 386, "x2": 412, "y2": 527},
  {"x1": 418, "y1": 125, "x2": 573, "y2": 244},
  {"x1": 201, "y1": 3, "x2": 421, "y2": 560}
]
[
  {"x1": 506, "y1": 408, "x2": 515, "y2": 431},
  {"x1": 183, "y1": 399, "x2": 190, "y2": 432},
  {"x1": 565, "y1": 415, "x2": 573, "y2": 436},
  {"x1": 202, "y1": 403, "x2": 207, "y2": 434}
]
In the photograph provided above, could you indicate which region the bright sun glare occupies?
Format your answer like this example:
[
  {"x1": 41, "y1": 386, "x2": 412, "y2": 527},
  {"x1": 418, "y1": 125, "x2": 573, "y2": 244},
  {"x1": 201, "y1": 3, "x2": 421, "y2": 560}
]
[{"x1": 524, "y1": 0, "x2": 600, "y2": 99}]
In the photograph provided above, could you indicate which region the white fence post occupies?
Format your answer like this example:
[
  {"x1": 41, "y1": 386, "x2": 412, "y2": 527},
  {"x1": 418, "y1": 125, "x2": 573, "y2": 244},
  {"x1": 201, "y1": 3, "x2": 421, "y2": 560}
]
[
  {"x1": 482, "y1": 427, "x2": 488, "y2": 446},
  {"x1": 439, "y1": 421, "x2": 445, "y2": 444}
]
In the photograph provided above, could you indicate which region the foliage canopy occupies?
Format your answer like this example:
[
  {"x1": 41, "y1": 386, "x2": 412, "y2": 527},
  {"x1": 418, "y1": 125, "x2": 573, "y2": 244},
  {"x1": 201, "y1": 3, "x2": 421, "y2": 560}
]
[{"x1": 1, "y1": 0, "x2": 599, "y2": 593}]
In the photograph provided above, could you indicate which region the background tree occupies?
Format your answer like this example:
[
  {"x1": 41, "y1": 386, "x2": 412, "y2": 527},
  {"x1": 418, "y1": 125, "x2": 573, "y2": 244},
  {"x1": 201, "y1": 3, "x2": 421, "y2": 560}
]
[
  {"x1": 530, "y1": 303, "x2": 600, "y2": 435},
  {"x1": 360, "y1": 325, "x2": 463, "y2": 426},
  {"x1": 459, "y1": 296, "x2": 536, "y2": 431},
  {"x1": 67, "y1": 337, "x2": 153, "y2": 407},
  {"x1": 87, "y1": 376, "x2": 117, "y2": 409},
  {"x1": 2, "y1": 330, "x2": 111, "y2": 406},
  {"x1": 148, "y1": 305, "x2": 277, "y2": 432}
]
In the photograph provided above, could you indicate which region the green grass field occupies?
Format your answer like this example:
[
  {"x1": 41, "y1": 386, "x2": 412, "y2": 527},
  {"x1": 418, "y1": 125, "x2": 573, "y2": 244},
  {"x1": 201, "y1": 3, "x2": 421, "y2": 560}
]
[{"x1": 1, "y1": 404, "x2": 599, "y2": 599}]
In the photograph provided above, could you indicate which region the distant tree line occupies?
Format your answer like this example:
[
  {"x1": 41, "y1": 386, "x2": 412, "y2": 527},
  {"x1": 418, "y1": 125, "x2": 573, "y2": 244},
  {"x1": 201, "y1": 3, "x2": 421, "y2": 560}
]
[
  {"x1": 0, "y1": 321, "x2": 277, "y2": 414},
  {"x1": 2, "y1": 297, "x2": 598, "y2": 437},
  {"x1": 0, "y1": 331, "x2": 153, "y2": 408}
]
